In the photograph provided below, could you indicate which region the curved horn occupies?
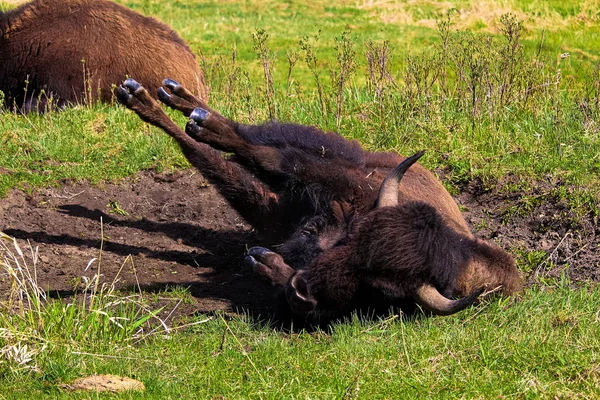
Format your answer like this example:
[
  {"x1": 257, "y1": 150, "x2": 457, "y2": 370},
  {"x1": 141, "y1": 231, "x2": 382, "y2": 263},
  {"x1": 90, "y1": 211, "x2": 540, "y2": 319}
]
[
  {"x1": 376, "y1": 150, "x2": 426, "y2": 208},
  {"x1": 414, "y1": 283, "x2": 484, "y2": 316}
]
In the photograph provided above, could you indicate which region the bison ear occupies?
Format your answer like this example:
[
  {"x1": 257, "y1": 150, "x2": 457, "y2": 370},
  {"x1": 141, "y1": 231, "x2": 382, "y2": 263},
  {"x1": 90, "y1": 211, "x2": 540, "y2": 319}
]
[{"x1": 285, "y1": 272, "x2": 317, "y2": 316}]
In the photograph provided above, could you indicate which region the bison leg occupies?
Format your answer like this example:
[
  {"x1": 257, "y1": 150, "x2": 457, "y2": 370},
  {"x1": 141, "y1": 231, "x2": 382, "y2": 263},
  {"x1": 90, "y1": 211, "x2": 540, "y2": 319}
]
[
  {"x1": 156, "y1": 80, "x2": 285, "y2": 172},
  {"x1": 157, "y1": 78, "x2": 203, "y2": 116},
  {"x1": 244, "y1": 247, "x2": 295, "y2": 286},
  {"x1": 245, "y1": 247, "x2": 317, "y2": 317},
  {"x1": 159, "y1": 81, "x2": 373, "y2": 202},
  {"x1": 116, "y1": 79, "x2": 288, "y2": 238},
  {"x1": 157, "y1": 80, "x2": 372, "y2": 176},
  {"x1": 185, "y1": 108, "x2": 299, "y2": 179}
]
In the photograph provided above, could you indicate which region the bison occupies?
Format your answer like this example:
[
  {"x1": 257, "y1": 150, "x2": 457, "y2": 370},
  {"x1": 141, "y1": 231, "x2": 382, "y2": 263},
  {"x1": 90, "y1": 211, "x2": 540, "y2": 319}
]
[
  {"x1": 0, "y1": 0, "x2": 206, "y2": 112},
  {"x1": 116, "y1": 78, "x2": 522, "y2": 325}
]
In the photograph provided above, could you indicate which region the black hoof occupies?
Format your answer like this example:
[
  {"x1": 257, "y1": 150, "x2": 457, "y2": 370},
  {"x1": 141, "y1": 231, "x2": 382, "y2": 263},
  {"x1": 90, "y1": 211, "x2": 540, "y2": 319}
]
[
  {"x1": 185, "y1": 119, "x2": 202, "y2": 135},
  {"x1": 243, "y1": 255, "x2": 257, "y2": 269},
  {"x1": 247, "y1": 247, "x2": 272, "y2": 257},
  {"x1": 123, "y1": 78, "x2": 141, "y2": 92},
  {"x1": 190, "y1": 107, "x2": 209, "y2": 124},
  {"x1": 162, "y1": 78, "x2": 180, "y2": 90},
  {"x1": 115, "y1": 86, "x2": 131, "y2": 105},
  {"x1": 157, "y1": 87, "x2": 171, "y2": 103}
]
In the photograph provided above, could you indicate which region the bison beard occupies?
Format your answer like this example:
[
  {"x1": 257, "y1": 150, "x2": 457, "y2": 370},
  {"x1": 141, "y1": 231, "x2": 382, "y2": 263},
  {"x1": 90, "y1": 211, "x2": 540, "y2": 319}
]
[
  {"x1": 0, "y1": 0, "x2": 206, "y2": 112},
  {"x1": 116, "y1": 78, "x2": 522, "y2": 326}
]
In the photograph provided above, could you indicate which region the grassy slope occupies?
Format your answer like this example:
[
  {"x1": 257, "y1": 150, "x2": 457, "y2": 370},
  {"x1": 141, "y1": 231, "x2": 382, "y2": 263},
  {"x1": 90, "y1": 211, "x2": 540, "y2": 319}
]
[
  {"x1": 1, "y1": 0, "x2": 599, "y2": 199},
  {"x1": 2, "y1": 284, "x2": 600, "y2": 398}
]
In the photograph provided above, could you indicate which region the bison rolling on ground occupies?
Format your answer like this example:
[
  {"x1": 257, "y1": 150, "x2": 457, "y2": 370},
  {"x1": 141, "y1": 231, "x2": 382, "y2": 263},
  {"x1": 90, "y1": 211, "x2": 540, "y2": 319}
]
[
  {"x1": 116, "y1": 78, "x2": 522, "y2": 326},
  {"x1": 0, "y1": 0, "x2": 206, "y2": 112}
]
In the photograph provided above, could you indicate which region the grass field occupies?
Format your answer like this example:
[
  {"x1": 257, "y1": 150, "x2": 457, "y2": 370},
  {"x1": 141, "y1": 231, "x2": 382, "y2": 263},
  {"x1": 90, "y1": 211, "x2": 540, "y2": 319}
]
[{"x1": 1, "y1": 0, "x2": 600, "y2": 397}]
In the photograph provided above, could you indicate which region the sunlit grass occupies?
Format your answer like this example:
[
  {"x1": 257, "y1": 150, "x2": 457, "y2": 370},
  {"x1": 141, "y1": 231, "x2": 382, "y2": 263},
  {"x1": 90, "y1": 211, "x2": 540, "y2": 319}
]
[{"x1": 2, "y1": 248, "x2": 600, "y2": 398}]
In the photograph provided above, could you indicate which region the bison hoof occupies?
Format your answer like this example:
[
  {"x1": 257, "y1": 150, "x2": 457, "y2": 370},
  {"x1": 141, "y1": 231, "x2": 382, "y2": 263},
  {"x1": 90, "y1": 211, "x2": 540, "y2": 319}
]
[
  {"x1": 157, "y1": 87, "x2": 171, "y2": 103},
  {"x1": 115, "y1": 86, "x2": 131, "y2": 105},
  {"x1": 244, "y1": 246, "x2": 274, "y2": 268},
  {"x1": 243, "y1": 255, "x2": 258, "y2": 269},
  {"x1": 162, "y1": 78, "x2": 181, "y2": 90},
  {"x1": 123, "y1": 78, "x2": 142, "y2": 92},
  {"x1": 190, "y1": 107, "x2": 209, "y2": 124},
  {"x1": 247, "y1": 247, "x2": 273, "y2": 257}
]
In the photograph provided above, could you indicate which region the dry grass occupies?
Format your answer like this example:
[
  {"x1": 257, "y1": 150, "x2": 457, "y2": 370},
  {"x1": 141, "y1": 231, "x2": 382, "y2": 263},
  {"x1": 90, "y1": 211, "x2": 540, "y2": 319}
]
[
  {"x1": 0, "y1": 230, "x2": 190, "y2": 374},
  {"x1": 355, "y1": 0, "x2": 599, "y2": 32}
]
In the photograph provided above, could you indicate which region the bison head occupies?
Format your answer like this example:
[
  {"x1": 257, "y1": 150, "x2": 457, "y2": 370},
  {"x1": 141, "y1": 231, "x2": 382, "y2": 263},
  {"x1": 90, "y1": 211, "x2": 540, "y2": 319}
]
[{"x1": 246, "y1": 151, "x2": 520, "y2": 324}]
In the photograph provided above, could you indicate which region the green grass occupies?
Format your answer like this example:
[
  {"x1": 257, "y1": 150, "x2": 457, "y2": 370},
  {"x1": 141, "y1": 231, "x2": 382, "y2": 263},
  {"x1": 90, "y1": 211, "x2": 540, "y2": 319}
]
[
  {"x1": 1, "y1": 0, "x2": 599, "y2": 210},
  {"x1": 2, "y1": 0, "x2": 600, "y2": 397},
  {"x1": 0, "y1": 106, "x2": 190, "y2": 196},
  {"x1": 3, "y1": 271, "x2": 600, "y2": 398},
  {"x1": 1, "y1": 227, "x2": 599, "y2": 398}
]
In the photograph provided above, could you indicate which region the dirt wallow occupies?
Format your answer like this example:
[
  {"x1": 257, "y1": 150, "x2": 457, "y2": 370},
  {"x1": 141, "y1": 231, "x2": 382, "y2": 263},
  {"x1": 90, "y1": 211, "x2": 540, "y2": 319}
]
[{"x1": 1, "y1": 170, "x2": 598, "y2": 324}]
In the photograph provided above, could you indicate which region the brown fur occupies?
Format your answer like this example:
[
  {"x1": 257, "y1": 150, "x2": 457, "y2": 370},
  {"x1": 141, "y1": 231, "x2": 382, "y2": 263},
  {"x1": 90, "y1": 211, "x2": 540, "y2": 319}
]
[
  {"x1": 0, "y1": 0, "x2": 207, "y2": 111},
  {"x1": 303, "y1": 203, "x2": 522, "y2": 319},
  {"x1": 115, "y1": 79, "x2": 522, "y2": 325}
]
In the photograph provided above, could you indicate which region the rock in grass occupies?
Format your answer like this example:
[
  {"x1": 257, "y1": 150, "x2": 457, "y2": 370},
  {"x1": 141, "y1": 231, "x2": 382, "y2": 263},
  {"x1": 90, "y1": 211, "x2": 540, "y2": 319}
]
[{"x1": 68, "y1": 374, "x2": 145, "y2": 393}]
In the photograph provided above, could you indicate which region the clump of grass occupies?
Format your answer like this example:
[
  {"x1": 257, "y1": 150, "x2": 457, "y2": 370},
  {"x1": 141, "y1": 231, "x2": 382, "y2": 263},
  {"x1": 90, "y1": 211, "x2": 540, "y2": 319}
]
[
  {"x1": 331, "y1": 30, "x2": 358, "y2": 129},
  {"x1": 0, "y1": 230, "x2": 165, "y2": 376},
  {"x1": 299, "y1": 31, "x2": 327, "y2": 118},
  {"x1": 285, "y1": 49, "x2": 300, "y2": 99},
  {"x1": 252, "y1": 28, "x2": 277, "y2": 119},
  {"x1": 365, "y1": 39, "x2": 396, "y2": 101}
]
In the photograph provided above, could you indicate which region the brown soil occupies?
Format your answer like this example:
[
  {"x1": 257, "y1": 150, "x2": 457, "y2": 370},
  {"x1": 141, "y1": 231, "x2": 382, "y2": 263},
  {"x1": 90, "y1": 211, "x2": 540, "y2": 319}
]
[
  {"x1": 1, "y1": 170, "x2": 598, "y2": 321},
  {"x1": 456, "y1": 176, "x2": 599, "y2": 284}
]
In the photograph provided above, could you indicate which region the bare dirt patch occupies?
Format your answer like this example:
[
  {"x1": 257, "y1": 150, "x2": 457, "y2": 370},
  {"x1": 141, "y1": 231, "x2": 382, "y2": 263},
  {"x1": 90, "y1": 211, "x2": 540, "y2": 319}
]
[
  {"x1": 1, "y1": 170, "x2": 598, "y2": 321},
  {"x1": 66, "y1": 374, "x2": 145, "y2": 393},
  {"x1": 456, "y1": 176, "x2": 599, "y2": 284},
  {"x1": 0, "y1": 170, "x2": 270, "y2": 318}
]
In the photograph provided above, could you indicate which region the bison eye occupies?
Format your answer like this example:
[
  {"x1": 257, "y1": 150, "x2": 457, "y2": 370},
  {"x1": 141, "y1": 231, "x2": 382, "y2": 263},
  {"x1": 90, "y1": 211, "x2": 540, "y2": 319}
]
[
  {"x1": 301, "y1": 228, "x2": 314, "y2": 236},
  {"x1": 300, "y1": 216, "x2": 327, "y2": 236}
]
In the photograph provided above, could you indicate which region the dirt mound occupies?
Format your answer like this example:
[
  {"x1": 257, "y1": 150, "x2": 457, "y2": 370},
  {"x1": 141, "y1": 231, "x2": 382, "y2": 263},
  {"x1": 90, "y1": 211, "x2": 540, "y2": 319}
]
[
  {"x1": 67, "y1": 375, "x2": 145, "y2": 393},
  {"x1": 456, "y1": 176, "x2": 599, "y2": 284},
  {"x1": 1, "y1": 170, "x2": 598, "y2": 320}
]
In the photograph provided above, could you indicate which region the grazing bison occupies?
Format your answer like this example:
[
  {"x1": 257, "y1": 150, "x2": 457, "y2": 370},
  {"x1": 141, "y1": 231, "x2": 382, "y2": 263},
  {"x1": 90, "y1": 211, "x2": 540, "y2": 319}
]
[
  {"x1": 0, "y1": 0, "x2": 206, "y2": 112},
  {"x1": 116, "y1": 78, "x2": 522, "y2": 325}
]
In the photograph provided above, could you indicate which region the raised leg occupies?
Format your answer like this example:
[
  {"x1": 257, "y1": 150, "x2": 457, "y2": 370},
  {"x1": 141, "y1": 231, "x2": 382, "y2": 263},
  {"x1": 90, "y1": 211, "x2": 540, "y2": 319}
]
[
  {"x1": 185, "y1": 108, "x2": 294, "y2": 177},
  {"x1": 156, "y1": 81, "x2": 382, "y2": 212},
  {"x1": 158, "y1": 78, "x2": 234, "y2": 129},
  {"x1": 157, "y1": 80, "x2": 372, "y2": 167},
  {"x1": 116, "y1": 79, "x2": 289, "y2": 239}
]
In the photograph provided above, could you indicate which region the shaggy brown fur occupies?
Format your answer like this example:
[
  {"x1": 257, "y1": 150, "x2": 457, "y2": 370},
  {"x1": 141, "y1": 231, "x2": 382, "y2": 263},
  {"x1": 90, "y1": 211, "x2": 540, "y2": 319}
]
[
  {"x1": 296, "y1": 202, "x2": 522, "y2": 321},
  {"x1": 116, "y1": 78, "x2": 522, "y2": 325},
  {"x1": 0, "y1": 0, "x2": 206, "y2": 111}
]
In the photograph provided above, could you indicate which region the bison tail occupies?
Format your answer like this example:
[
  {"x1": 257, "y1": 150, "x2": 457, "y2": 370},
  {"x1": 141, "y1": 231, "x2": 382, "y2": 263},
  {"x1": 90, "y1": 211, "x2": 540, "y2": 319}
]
[{"x1": 414, "y1": 284, "x2": 484, "y2": 316}]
